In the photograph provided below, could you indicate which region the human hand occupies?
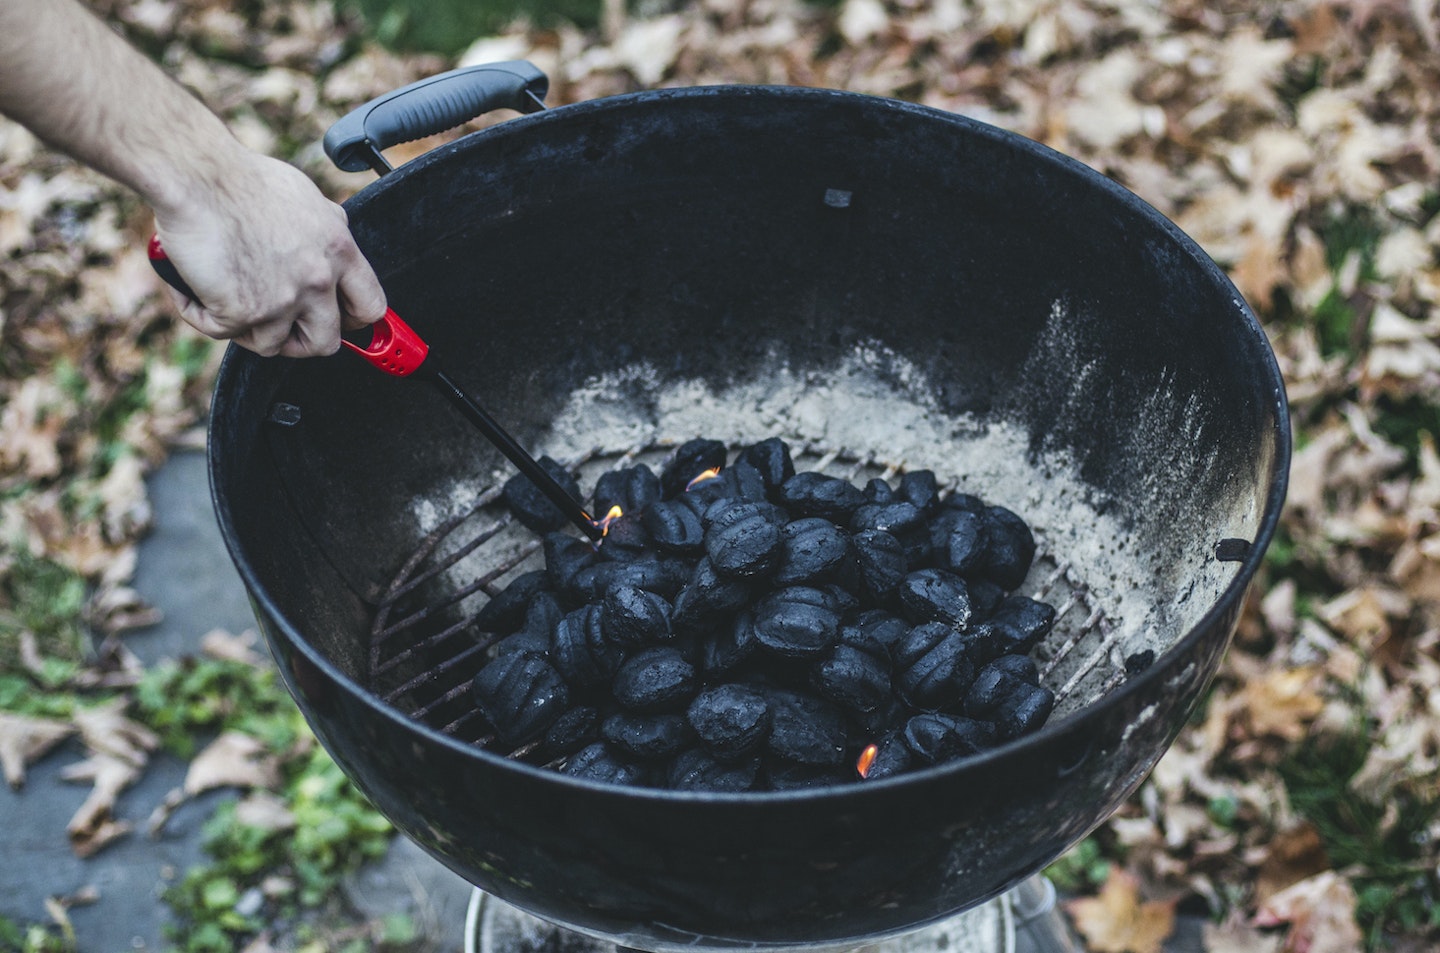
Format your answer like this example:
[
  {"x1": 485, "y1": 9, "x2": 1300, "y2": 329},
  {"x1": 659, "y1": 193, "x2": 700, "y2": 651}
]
[{"x1": 152, "y1": 151, "x2": 386, "y2": 357}]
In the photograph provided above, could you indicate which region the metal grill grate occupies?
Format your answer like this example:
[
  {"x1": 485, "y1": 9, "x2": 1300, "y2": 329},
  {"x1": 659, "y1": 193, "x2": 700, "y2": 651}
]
[{"x1": 366, "y1": 439, "x2": 1127, "y2": 753}]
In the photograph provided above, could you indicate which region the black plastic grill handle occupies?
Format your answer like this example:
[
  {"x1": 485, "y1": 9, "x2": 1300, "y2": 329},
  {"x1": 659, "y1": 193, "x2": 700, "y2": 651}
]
[{"x1": 323, "y1": 60, "x2": 549, "y2": 174}]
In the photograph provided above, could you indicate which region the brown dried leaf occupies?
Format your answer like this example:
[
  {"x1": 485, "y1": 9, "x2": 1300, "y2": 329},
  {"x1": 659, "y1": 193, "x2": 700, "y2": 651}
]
[
  {"x1": 1065, "y1": 868, "x2": 1176, "y2": 953},
  {"x1": 183, "y1": 731, "x2": 281, "y2": 796},
  {"x1": 60, "y1": 751, "x2": 140, "y2": 857},
  {"x1": 1233, "y1": 667, "x2": 1326, "y2": 742},
  {"x1": 0, "y1": 711, "x2": 73, "y2": 789},
  {"x1": 1253, "y1": 871, "x2": 1364, "y2": 953},
  {"x1": 1203, "y1": 912, "x2": 1283, "y2": 953},
  {"x1": 1255, "y1": 823, "x2": 1330, "y2": 905},
  {"x1": 200, "y1": 628, "x2": 264, "y2": 666}
]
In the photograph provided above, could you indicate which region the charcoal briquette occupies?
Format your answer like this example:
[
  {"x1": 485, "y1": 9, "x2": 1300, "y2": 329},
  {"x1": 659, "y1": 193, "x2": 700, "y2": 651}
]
[
  {"x1": 673, "y1": 557, "x2": 754, "y2": 633},
  {"x1": 540, "y1": 705, "x2": 600, "y2": 759},
  {"x1": 863, "y1": 478, "x2": 895, "y2": 503},
  {"x1": 699, "y1": 612, "x2": 759, "y2": 676},
  {"x1": 898, "y1": 569, "x2": 972, "y2": 628},
  {"x1": 751, "y1": 586, "x2": 842, "y2": 659},
  {"x1": 643, "y1": 499, "x2": 706, "y2": 554},
  {"x1": 861, "y1": 730, "x2": 913, "y2": 780},
  {"x1": 773, "y1": 518, "x2": 850, "y2": 586},
  {"x1": 966, "y1": 578, "x2": 1005, "y2": 619},
  {"x1": 682, "y1": 467, "x2": 736, "y2": 505},
  {"x1": 931, "y1": 509, "x2": 988, "y2": 575},
  {"x1": 811, "y1": 644, "x2": 891, "y2": 713},
  {"x1": 492, "y1": 626, "x2": 551, "y2": 658},
  {"x1": 898, "y1": 470, "x2": 939, "y2": 514},
  {"x1": 544, "y1": 532, "x2": 600, "y2": 593},
  {"x1": 941, "y1": 492, "x2": 986, "y2": 513},
  {"x1": 596, "y1": 513, "x2": 651, "y2": 561},
  {"x1": 840, "y1": 609, "x2": 910, "y2": 659},
  {"x1": 894, "y1": 622, "x2": 975, "y2": 710},
  {"x1": 573, "y1": 558, "x2": 689, "y2": 602},
  {"x1": 978, "y1": 505, "x2": 1037, "y2": 590},
  {"x1": 736, "y1": 437, "x2": 794, "y2": 491},
  {"x1": 593, "y1": 464, "x2": 661, "y2": 515},
  {"x1": 850, "y1": 696, "x2": 909, "y2": 736},
  {"x1": 502, "y1": 456, "x2": 584, "y2": 534},
  {"x1": 687, "y1": 683, "x2": 771, "y2": 760},
  {"x1": 1125, "y1": 649, "x2": 1156, "y2": 675},
  {"x1": 668, "y1": 748, "x2": 760, "y2": 791},
  {"x1": 819, "y1": 584, "x2": 859, "y2": 617},
  {"x1": 988, "y1": 653, "x2": 1040, "y2": 685},
  {"x1": 563, "y1": 742, "x2": 649, "y2": 786},
  {"x1": 472, "y1": 651, "x2": 569, "y2": 746},
  {"x1": 661, "y1": 438, "x2": 729, "y2": 498},
  {"x1": 551, "y1": 604, "x2": 625, "y2": 686},
  {"x1": 777, "y1": 472, "x2": 866, "y2": 522},
  {"x1": 963, "y1": 663, "x2": 1031, "y2": 718},
  {"x1": 989, "y1": 595, "x2": 1056, "y2": 652},
  {"x1": 475, "y1": 570, "x2": 549, "y2": 634},
  {"x1": 850, "y1": 530, "x2": 907, "y2": 602},
  {"x1": 601, "y1": 585, "x2": 673, "y2": 647},
  {"x1": 994, "y1": 683, "x2": 1055, "y2": 739},
  {"x1": 704, "y1": 498, "x2": 787, "y2": 529},
  {"x1": 726, "y1": 460, "x2": 771, "y2": 502},
  {"x1": 850, "y1": 501, "x2": 924, "y2": 537},
  {"x1": 613, "y1": 647, "x2": 697, "y2": 713},
  {"x1": 491, "y1": 592, "x2": 562, "y2": 657},
  {"x1": 765, "y1": 689, "x2": 848, "y2": 767},
  {"x1": 902, "y1": 713, "x2": 996, "y2": 764},
  {"x1": 704, "y1": 505, "x2": 783, "y2": 579},
  {"x1": 602, "y1": 710, "x2": 693, "y2": 760}
]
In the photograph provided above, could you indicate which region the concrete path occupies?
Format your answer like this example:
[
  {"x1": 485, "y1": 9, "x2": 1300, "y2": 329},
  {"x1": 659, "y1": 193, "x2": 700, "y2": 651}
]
[{"x1": 0, "y1": 451, "x2": 471, "y2": 951}]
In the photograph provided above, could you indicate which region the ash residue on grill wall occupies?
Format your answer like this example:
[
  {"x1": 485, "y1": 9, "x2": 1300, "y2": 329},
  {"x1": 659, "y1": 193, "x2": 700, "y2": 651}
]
[{"x1": 472, "y1": 436, "x2": 1061, "y2": 790}]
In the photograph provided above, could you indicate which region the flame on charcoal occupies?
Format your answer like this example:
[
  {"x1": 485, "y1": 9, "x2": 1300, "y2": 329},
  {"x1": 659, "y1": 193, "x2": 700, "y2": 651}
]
[
  {"x1": 593, "y1": 505, "x2": 624, "y2": 536},
  {"x1": 686, "y1": 467, "x2": 723, "y2": 491},
  {"x1": 856, "y1": 743, "x2": 878, "y2": 779}
]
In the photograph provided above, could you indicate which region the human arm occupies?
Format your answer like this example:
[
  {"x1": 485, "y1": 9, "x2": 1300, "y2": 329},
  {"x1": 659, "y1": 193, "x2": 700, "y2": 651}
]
[{"x1": 0, "y1": 0, "x2": 386, "y2": 357}]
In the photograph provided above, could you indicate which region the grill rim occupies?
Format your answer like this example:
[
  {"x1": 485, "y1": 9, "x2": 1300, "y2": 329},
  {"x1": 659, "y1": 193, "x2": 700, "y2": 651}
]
[{"x1": 206, "y1": 83, "x2": 1291, "y2": 805}]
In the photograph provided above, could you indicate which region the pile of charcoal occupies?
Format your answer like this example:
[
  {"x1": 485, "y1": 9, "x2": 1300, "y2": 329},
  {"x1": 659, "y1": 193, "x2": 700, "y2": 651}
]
[{"x1": 469, "y1": 437, "x2": 1058, "y2": 791}]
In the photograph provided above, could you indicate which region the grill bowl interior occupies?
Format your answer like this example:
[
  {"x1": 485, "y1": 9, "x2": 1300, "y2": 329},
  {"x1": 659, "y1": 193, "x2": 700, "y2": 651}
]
[{"x1": 209, "y1": 86, "x2": 1288, "y2": 951}]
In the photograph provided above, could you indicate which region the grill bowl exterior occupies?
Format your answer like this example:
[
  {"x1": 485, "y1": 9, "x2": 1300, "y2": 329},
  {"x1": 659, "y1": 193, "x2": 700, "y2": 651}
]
[{"x1": 209, "y1": 86, "x2": 1288, "y2": 951}]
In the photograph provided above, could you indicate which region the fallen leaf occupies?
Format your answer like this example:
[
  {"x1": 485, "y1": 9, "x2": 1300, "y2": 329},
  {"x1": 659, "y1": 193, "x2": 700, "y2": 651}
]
[
  {"x1": 0, "y1": 711, "x2": 74, "y2": 789},
  {"x1": 60, "y1": 751, "x2": 140, "y2": 857},
  {"x1": 201, "y1": 628, "x2": 265, "y2": 666},
  {"x1": 1234, "y1": 668, "x2": 1326, "y2": 742},
  {"x1": 183, "y1": 731, "x2": 281, "y2": 795},
  {"x1": 1254, "y1": 871, "x2": 1364, "y2": 953},
  {"x1": 1065, "y1": 868, "x2": 1176, "y2": 953},
  {"x1": 1255, "y1": 823, "x2": 1330, "y2": 904},
  {"x1": 1204, "y1": 912, "x2": 1283, "y2": 953}
]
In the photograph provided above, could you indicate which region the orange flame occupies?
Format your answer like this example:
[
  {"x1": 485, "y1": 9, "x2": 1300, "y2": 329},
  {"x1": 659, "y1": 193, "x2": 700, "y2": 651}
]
[
  {"x1": 592, "y1": 505, "x2": 624, "y2": 537},
  {"x1": 856, "y1": 743, "x2": 879, "y2": 779},
  {"x1": 685, "y1": 467, "x2": 723, "y2": 491}
]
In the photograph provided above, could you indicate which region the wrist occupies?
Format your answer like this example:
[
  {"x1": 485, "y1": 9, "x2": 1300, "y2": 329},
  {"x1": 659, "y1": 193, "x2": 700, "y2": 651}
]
[{"x1": 137, "y1": 118, "x2": 255, "y2": 219}]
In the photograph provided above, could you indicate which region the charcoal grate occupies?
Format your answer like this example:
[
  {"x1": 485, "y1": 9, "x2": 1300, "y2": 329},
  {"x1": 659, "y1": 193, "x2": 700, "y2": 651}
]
[{"x1": 366, "y1": 439, "x2": 1123, "y2": 754}]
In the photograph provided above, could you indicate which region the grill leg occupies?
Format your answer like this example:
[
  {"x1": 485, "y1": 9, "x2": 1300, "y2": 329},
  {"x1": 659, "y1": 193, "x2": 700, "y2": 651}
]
[{"x1": 1008, "y1": 876, "x2": 1084, "y2": 953}]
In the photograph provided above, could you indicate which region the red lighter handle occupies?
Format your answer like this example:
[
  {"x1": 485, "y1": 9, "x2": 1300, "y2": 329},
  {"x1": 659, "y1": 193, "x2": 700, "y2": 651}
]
[{"x1": 342, "y1": 309, "x2": 430, "y2": 376}]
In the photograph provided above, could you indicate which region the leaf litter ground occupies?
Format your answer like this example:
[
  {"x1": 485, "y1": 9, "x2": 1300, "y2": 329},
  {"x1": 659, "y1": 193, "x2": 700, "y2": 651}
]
[{"x1": 3, "y1": 0, "x2": 1440, "y2": 950}]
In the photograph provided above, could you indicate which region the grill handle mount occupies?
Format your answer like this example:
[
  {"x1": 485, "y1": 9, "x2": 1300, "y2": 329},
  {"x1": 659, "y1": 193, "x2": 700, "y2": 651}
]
[{"x1": 323, "y1": 61, "x2": 549, "y2": 176}]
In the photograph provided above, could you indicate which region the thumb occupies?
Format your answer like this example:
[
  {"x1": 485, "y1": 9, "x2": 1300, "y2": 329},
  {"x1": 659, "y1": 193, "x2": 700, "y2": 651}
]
[{"x1": 337, "y1": 258, "x2": 387, "y2": 330}]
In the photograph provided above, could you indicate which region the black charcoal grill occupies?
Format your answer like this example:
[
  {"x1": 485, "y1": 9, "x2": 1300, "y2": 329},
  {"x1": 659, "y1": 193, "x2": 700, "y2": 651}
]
[{"x1": 209, "y1": 64, "x2": 1289, "y2": 951}]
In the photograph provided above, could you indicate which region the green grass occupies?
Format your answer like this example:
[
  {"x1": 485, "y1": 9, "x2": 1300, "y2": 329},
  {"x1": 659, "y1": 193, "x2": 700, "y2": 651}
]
[
  {"x1": 1279, "y1": 721, "x2": 1440, "y2": 948},
  {"x1": 340, "y1": 0, "x2": 601, "y2": 54},
  {"x1": 129, "y1": 656, "x2": 394, "y2": 953}
]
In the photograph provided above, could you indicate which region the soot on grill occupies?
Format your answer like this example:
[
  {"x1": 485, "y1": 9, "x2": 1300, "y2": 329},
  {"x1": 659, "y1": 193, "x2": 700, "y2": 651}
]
[{"x1": 469, "y1": 437, "x2": 1058, "y2": 791}]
